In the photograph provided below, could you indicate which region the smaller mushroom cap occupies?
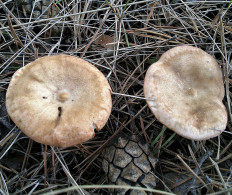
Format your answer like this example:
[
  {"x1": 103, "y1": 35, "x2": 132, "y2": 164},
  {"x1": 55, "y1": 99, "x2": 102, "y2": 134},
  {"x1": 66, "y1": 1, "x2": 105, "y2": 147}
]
[
  {"x1": 144, "y1": 46, "x2": 227, "y2": 140},
  {"x1": 6, "y1": 55, "x2": 112, "y2": 147}
]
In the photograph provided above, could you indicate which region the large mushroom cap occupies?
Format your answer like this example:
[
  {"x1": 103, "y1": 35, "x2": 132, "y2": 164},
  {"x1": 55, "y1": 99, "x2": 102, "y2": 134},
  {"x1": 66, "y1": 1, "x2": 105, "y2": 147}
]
[
  {"x1": 6, "y1": 55, "x2": 112, "y2": 147},
  {"x1": 144, "y1": 46, "x2": 227, "y2": 140}
]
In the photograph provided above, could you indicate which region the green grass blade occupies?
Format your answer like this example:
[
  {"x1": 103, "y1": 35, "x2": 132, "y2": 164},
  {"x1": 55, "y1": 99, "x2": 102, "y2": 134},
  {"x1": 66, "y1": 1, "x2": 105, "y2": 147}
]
[{"x1": 151, "y1": 125, "x2": 167, "y2": 147}]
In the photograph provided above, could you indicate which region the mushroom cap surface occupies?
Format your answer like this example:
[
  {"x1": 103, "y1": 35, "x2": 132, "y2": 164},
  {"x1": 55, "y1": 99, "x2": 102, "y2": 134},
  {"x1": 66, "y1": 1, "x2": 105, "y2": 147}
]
[
  {"x1": 144, "y1": 46, "x2": 227, "y2": 140},
  {"x1": 6, "y1": 55, "x2": 112, "y2": 147}
]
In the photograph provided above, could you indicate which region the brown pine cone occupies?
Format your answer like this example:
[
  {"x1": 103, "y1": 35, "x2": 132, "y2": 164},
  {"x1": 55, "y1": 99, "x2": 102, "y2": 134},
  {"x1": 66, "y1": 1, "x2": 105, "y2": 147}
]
[{"x1": 102, "y1": 134, "x2": 158, "y2": 195}]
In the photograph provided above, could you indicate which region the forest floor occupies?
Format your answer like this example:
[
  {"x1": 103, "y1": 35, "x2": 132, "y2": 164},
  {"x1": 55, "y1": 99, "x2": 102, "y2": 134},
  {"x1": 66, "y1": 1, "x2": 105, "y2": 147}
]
[{"x1": 0, "y1": 0, "x2": 232, "y2": 194}]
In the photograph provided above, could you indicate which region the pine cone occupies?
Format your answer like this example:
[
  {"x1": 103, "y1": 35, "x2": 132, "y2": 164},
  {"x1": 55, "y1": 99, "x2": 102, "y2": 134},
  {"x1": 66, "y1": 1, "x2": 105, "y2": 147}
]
[{"x1": 102, "y1": 134, "x2": 158, "y2": 195}]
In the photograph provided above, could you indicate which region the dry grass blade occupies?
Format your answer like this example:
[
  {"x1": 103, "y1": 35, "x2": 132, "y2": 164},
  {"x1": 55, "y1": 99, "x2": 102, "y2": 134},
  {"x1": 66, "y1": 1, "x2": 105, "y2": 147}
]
[
  {"x1": 51, "y1": 147, "x2": 85, "y2": 195},
  {"x1": 176, "y1": 154, "x2": 208, "y2": 187},
  {"x1": 7, "y1": 14, "x2": 24, "y2": 49},
  {"x1": 40, "y1": 184, "x2": 176, "y2": 195},
  {"x1": 0, "y1": 171, "x2": 8, "y2": 195}
]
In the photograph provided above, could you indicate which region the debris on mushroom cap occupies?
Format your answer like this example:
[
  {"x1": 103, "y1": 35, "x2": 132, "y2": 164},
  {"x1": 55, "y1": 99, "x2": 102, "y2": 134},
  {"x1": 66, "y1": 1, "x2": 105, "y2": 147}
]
[
  {"x1": 94, "y1": 34, "x2": 114, "y2": 49},
  {"x1": 6, "y1": 55, "x2": 112, "y2": 147},
  {"x1": 144, "y1": 46, "x2": 227, "y2": 140}
]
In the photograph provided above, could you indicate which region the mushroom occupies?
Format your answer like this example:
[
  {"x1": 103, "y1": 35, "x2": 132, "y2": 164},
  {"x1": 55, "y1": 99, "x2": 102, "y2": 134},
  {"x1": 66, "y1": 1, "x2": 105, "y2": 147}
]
[
  {"x1": 144, "y1": 46, "x2": 227, "y2": 140},
  {"x1": 6, "y1": 55, "x2": 112, "y2": 147}
]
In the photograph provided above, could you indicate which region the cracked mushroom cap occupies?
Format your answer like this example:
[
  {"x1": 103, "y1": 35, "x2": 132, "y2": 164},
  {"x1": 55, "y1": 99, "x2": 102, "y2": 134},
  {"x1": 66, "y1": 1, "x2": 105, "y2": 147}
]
[
  {"x1": 144, "y1": 46, "x2": 227, "y2": 140},
  {"x1": 6, "y1": 55, "x2": 112, "y2": 147}
]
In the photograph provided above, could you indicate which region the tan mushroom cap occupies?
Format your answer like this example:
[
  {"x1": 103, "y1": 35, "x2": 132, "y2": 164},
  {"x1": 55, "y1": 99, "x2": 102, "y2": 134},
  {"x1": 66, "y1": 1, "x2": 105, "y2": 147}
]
[
  {"x1": 6, "y1": 55, "x2": 112, "y2": 147},
  {"x1": 144, "y1": 46, "x2": 227, "y2": 140}
]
